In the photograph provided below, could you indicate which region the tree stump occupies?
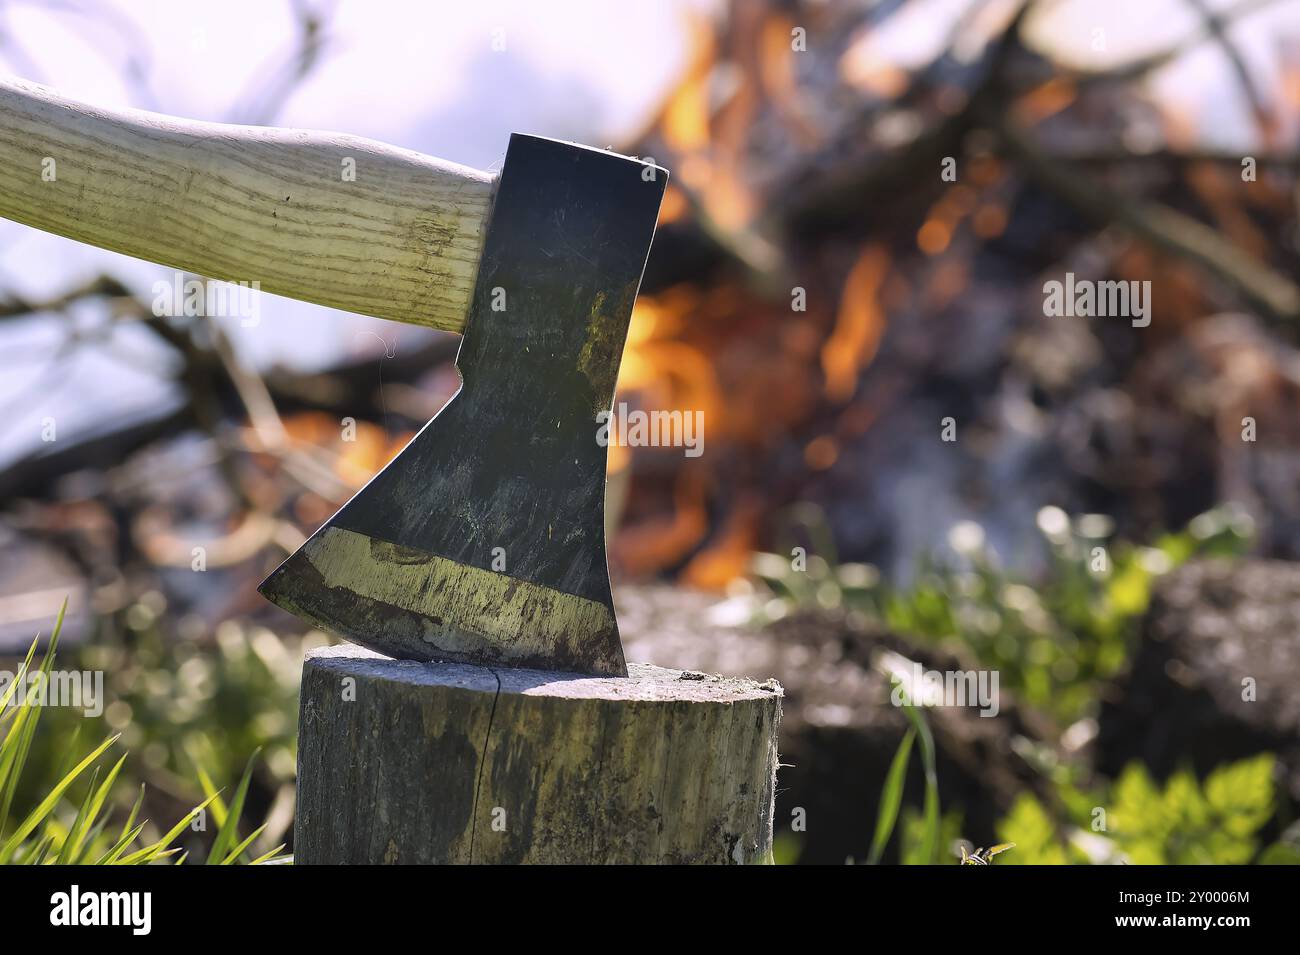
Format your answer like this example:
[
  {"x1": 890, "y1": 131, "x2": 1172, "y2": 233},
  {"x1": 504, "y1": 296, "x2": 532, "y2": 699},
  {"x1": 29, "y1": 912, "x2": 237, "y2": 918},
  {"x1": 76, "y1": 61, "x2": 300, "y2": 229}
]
[{"x1": 295, "y1": 644, "x2": 783, "y2": 864}]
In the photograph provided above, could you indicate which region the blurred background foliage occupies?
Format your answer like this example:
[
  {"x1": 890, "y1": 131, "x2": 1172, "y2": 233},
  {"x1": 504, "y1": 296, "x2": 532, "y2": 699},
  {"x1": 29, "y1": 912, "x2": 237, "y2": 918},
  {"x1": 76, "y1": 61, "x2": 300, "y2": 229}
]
[
  {"x1": 753, "y1": 501, "x2": 1252, "y2": 723},
  {"x1": 764, "y1": 507, "x2": 1294, "y2": 864},
  {"x1": 998, "y1": 753, "x2": 1286, "y2": 864}
]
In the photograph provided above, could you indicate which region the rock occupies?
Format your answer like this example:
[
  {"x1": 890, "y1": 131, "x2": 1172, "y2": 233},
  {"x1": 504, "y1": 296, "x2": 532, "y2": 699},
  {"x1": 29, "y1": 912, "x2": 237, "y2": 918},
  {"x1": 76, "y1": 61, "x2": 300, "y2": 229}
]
[{"x1": 1097, "y1": 559, "x2": 1300, "y2": 800}]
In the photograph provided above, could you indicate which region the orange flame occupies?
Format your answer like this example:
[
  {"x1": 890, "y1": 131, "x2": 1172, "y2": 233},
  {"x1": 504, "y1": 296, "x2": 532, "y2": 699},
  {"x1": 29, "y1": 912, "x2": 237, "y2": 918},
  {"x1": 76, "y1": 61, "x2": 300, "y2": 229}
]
[
  {"x1": 617, "y1": 290, "x2": 725, "y2": 439},
  {"x1": 660, "y1": 14, "x2": 716, "y2": 159},
  {"x1": 681, "y1": 492, "x2": 762, "y2": 589},
  {"x1": 614, "y1": 470, "x2": 709, "y2": 575},
  {"x1": 822, "y1": 245, "x2": 889, "y2": 402},
  {"x1": 655, "y1": 12, "x2": 759, "y2": 230}
]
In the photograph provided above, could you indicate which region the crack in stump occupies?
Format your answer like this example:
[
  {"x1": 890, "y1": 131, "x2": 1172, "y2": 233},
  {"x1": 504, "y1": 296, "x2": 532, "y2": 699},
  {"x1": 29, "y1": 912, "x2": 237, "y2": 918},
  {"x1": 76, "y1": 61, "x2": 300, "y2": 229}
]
[{"x1": 467, "y1": 667, "x2": 503, "y2": 863}]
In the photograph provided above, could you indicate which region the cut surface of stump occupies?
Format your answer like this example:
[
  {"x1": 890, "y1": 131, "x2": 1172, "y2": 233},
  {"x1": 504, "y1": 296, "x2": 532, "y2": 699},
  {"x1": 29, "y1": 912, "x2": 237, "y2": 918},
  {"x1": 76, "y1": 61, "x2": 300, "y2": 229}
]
[{"x1": 295, "y1": 644, "x2": 782, "y2": 864}]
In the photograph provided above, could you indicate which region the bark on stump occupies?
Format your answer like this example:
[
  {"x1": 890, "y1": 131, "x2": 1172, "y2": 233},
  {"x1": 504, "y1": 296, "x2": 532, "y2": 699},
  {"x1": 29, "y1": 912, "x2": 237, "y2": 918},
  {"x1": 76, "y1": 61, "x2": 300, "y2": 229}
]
[{"x1": 295, "y1": 644, "x2": 783, "y2": 864}]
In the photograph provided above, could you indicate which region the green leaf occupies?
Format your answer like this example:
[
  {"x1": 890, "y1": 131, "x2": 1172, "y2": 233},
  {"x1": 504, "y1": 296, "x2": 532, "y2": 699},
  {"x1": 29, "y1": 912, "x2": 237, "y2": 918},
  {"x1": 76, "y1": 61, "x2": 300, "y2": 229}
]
[
  {"x1": 1111, "y1": 762, "x2": 1160, "y2": 836},
  {"x1": 206, "y1": 749, "x2": 260, "y2": 865},
  {"x1": 995, "y1": 794, "x2": 1067, "y2": 865},
  {"x1": 0, "y1": 733, "x2": 119, "y2": 862},
  {"x1": 867, "y1": 727, "x2": 915, "y2": 865},
  {"x1": 61, "y1": 754, "x2": 127, "y2": 864},
  {"x1": 220, "y1": 824, "x2": 267, "y2": 864},
  {"x1": 115, "y1": 793, "x2": 218, "y2": 865},
  {"x1": 902, "y1": 701, "x2": 940, "y2": 864},
  {"x1": 1258, "y1": 842, "x2": 1300, "y2": 865},
  {"x1": 1205, "y1": 753, "x2": 1274, "y2": 834}
]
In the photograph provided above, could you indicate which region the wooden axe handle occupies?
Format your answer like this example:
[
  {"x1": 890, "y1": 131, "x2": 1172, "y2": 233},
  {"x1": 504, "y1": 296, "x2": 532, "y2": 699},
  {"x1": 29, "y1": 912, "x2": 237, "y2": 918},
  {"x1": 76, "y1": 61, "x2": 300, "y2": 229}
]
[{"x1": 0, "y1": 76, "x2": 494, "y2": 332}]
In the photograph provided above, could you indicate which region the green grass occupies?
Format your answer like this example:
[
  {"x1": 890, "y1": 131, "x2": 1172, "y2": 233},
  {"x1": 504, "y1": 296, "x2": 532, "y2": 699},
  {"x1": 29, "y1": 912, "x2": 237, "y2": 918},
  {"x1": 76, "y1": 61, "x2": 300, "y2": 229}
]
[
  {"x1": 5, "y1": 592, "x2": 310, "y2": 863},
  {"x1": 864, "y1": 683, "x2": 941, "y2": 865},
  {"x1": 0, "y1": 602, "x2": 283, "y2": 864}
]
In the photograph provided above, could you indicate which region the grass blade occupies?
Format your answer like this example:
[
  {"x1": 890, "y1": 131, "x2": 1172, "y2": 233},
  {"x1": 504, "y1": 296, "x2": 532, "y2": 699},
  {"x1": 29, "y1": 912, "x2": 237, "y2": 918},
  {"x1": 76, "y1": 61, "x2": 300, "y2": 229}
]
[
  {"x1": 219, "y1": 824, "x2": 267, "y2": 864},
  {"x1": 20, "y1": 833, "x2": 56, "y2": 865},
  {"x1": 117, "y1": 784, "x2": 145, "y2": 845},
  {"x1": 53, "y1": 766, "x2": 100, "y2": 865},
  {"x1": 901, "y1": 700, "x2": 940, "y2": 864},
  {"x1": 71, "y1": 814, "x2": 112, "y2": 865},
  {"x1": 0, "y1": 733, "x2": 119, "y2": 862},
  {"x1": 867, "y1": 726, "x2": 915, "y2": 864},
  {"x1": 62, "y1": 754, "x2": 127, "y2": 864},
  {"x1": 206, "y1": 749, "x2": 259, "y2": 865},
  {"x1": 95, "y1": 822, "x2": 146, "y2": 865},
  {"x1": 116, "y1": 792, "x2": 218, "y2": 865},
  {"x1": 193, "y1": 761, "x2": 229, "y2": 831},
  {"x1": 247, "y1": 846, "x2": 289, "y2": 865},
  {"x1": 0, "y1": 633, "x2": 39, "y2": 713},
  {"x1": 0, "y1": 607, "x2": 66, "y2": 834}
]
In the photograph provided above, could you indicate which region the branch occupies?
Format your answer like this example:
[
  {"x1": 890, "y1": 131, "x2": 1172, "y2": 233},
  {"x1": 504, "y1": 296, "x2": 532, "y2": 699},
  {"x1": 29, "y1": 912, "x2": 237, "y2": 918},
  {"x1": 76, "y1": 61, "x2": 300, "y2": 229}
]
[
  {"x1": 0, "y1": 276, "x2": 461, "y2": 502},
  {"x1": 774, "y1": 0, "x2": 1037, "y2": 236},
  {"x1": 1183, "y1": 0, "x2": 1272, "y2": 135},
  {"x1": 990, "y1": 114, "x2": 1300, "y2": 323}
]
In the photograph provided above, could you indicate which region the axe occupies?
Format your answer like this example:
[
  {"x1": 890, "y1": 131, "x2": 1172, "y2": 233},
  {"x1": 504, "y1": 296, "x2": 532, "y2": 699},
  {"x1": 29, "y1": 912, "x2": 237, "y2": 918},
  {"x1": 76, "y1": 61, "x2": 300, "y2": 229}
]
[{"x1": 0, "y1": 77, "x2": 667, "y2": 677}]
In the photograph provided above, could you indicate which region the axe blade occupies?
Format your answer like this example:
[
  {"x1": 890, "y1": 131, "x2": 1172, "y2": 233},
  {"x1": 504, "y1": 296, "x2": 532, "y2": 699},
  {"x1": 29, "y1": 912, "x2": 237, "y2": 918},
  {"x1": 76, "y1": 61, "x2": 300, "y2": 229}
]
[{"x1": 259, "y1": 134, "x2": 667, "y2": 677}]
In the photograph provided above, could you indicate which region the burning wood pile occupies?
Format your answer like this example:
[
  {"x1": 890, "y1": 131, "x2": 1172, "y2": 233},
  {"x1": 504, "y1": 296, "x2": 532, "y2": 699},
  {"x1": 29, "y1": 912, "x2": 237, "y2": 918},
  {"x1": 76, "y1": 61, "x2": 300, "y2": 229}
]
[{"x1": 609, "y1": 0, "x2": 1300, "y2": 587}]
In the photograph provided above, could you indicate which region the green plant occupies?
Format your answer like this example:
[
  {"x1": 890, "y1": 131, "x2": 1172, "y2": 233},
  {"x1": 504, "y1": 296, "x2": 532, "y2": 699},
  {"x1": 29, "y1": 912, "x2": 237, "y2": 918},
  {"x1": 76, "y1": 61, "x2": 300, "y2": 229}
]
[
  {"x1": 901, "y1": 807, "x2": 964, "y2": 865},
  {"x1": 0, "y1": 604, "x2": 281, "y2": 864},
  {"x1": 753, "y1": 504, "x2": 1252, "y2": 723},
  {"x1": 865, "y1": 684, "x2": 940, "y2": 864},
  {"x1": 997, "y1": 754, "x2": 1283, "y2": 865}
]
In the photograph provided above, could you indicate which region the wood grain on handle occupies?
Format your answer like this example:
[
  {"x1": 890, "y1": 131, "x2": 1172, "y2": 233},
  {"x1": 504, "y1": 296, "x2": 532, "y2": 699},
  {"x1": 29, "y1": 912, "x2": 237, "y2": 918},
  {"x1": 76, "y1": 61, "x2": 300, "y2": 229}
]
[{"x1": 0, "y1": 76, "x2": 495, "y2": 332}]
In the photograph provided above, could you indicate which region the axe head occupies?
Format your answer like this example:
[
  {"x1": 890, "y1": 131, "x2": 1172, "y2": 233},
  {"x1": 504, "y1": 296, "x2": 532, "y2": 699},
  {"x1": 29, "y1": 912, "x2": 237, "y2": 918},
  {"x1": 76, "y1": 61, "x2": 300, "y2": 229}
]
[{"x1": 259, "y1": 134, "x2": 666, "y2": 677}]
